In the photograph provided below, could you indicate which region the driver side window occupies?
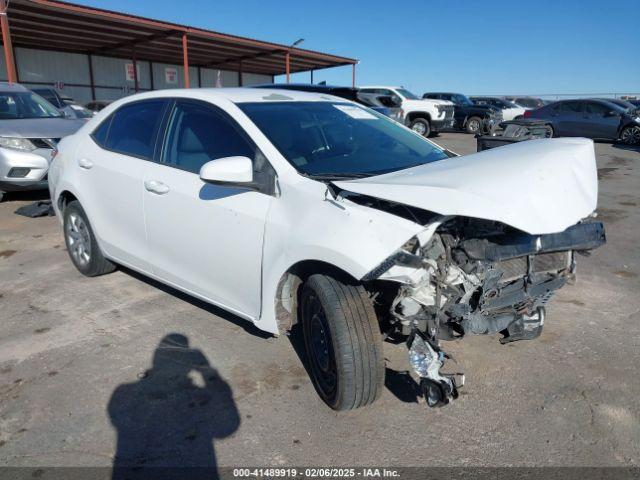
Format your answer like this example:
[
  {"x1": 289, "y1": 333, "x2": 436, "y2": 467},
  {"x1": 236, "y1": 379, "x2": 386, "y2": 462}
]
[
  {"x1": 163, "y1": 101, "x2": 255, "y2": 174},
  {"x1": 586, "y1": 102, "x2": 610, "y2": 115}
]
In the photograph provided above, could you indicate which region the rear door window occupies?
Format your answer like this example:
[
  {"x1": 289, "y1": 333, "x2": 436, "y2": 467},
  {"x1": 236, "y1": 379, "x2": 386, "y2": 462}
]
[
  {"x1": 557, "y1": 101, "x2": 584, "y2": 113},
  {"x1": 105, "y1": 100, "x2": 167, "y2": 160}
]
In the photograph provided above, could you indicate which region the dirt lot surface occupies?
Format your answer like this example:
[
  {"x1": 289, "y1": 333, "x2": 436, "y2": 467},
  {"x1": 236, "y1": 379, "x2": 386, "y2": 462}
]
[{"x1": 0, "y1": 133, "x2": 638, "y2": 469}]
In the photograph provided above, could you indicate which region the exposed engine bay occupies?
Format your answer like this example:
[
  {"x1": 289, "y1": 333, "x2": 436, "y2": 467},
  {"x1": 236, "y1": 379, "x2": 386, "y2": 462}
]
[{"x1": 360, "y1": 212, "x2": 606, "y2": 407}]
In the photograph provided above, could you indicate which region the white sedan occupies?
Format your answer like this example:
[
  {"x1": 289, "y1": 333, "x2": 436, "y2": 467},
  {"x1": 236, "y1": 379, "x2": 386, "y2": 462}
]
[
  {"x1": 49, "y1": 88, "x2": 605, "y2": 410},
  {"x1": 471, "y1": 96, "x2": 527, "y2": 121}
]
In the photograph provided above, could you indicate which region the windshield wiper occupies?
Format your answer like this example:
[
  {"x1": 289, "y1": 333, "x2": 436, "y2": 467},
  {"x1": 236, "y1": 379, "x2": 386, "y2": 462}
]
[{"x1": 304, "y1": 172, "x2": 374, "y2": 180}]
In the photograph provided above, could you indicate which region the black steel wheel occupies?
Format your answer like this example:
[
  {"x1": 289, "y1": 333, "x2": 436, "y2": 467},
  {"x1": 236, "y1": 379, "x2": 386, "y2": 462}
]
[{"x1": 300, "y1": 274, "x2": 384, "y2": 410}]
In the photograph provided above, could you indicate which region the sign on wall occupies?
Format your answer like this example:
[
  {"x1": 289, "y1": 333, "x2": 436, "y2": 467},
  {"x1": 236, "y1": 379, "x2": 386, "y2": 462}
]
[
  {"x1": 125, "y1": 63, "x2": 140, "y2": 82},
  {"x1": 165, "y1": 67, "x2": 178, "y2": 84}
]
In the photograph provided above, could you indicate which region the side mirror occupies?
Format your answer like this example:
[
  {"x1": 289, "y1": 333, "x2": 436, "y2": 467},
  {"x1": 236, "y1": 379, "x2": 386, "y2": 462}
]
[{"x1": 199, "y1": 156, "x2": 253, "y2": 185}]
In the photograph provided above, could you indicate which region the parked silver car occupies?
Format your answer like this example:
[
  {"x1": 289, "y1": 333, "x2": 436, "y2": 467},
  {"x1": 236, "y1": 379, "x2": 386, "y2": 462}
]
[{"x1": 0, "y1": 83, "x2": 84, "y2": 201}]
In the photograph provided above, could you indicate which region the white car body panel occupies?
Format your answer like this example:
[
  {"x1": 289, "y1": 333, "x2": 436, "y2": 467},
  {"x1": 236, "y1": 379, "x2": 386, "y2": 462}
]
[
  {"x1": 501, "y1": 106, "x2": 526, "y2": 121},
  {"x1": 49, "y1": 88, "x2": 599, "y2": 336},
  {"x1": 334, "y1": 138, "x2": 598, "y2": 235},
  {"x1": 71, "y1": 136, "x2": 151, "y2": 271},
  {"x1": 143, "y1": 161, "x2": 272, "y2": 319}
]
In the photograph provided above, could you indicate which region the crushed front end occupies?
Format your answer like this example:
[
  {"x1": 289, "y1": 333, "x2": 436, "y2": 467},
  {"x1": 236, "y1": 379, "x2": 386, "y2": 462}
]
[{"x1": 364, "y1": 216, "x2": 606, "y2": 406}]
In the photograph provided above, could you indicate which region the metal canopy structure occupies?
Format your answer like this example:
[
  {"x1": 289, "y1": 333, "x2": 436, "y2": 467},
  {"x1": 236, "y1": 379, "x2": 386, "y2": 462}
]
[{"x1": 0, "y1": 0, "x2": 357, "y2": 88}]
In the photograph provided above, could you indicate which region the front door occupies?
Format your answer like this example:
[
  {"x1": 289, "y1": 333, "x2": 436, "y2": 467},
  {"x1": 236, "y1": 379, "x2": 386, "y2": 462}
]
[
  {"x1": 582, "y1": 101, "x2": 621, "y2": 139},
  {"x1": 143, "y1": 100, "x2": 273, "y2": 319}
]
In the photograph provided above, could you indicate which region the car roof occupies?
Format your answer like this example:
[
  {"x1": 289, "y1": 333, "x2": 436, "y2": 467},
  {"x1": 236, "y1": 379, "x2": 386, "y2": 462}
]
[
  {"x1": 0, "y1": 82, "x2": 31, "y2": 93},
  {"x1": 359, "y1": 86, "x2": 402, "y2": 89},
  {"x1": 105, "y1": 87, "x2": 348, "y2": 105},
  {"x1": 255, "y1": 83, "x2": 356, "y2": 91}
]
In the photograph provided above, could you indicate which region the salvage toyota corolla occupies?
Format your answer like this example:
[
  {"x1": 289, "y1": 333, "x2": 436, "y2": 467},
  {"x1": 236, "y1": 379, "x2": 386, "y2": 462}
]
[{"x1": 49, "y1": 88, "x2": 605, "y2": 410}]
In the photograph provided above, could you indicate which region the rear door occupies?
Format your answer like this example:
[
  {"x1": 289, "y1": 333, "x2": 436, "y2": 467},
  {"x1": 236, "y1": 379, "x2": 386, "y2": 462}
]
[
  {"x1": 143, "y1": 99, "x2": 274, "y2": 319},
  {"x1": 582, "y1": 101, "x2": 620, "y2": 139},
  {"x1": 77, "y1": 99, "x2": 168, "y2": 271},
  {"x1": 551, "y1": 101, "x2": 585, "y2": 136}
]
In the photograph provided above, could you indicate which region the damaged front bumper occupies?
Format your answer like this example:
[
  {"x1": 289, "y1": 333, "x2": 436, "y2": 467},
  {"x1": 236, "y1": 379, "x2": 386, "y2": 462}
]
[{"x1": 364, "y1": 217, "x2": 606, "y2": 406}]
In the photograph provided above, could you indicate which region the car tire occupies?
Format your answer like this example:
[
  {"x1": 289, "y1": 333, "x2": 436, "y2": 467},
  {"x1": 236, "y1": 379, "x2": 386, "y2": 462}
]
[
  {"x1": 620, "y1": 125, "x2": 640, "y2": 145},
  {"x1": 63, "y1": 200, "x2": 115, "y2": 277},
  {"x1": 300, "y1": 274, "x2": 384, "y2": 410},
  {"x1": 465, "y1": 116, "x2": 482, "y2": 134},
  {"x1": 546, "y1": 124, "x2": 555, "y2": 138},
  {"x1": 0, "y1": 190, "x2": 4, "y2": 203},
  {"x1": 409, "y1": 118, "x2": 431, "y2": 137}
]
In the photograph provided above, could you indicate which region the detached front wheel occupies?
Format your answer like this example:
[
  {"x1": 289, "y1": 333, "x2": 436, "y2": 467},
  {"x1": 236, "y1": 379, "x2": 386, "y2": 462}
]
[{"x1": 300, "y1": 274, "x2": 384, "y2": 410}]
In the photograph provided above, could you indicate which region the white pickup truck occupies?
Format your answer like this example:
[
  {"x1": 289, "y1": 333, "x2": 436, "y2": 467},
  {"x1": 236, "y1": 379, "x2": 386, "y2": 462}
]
[{"x1": 360, "y1": 86, "x2": 455, "y2": 136}]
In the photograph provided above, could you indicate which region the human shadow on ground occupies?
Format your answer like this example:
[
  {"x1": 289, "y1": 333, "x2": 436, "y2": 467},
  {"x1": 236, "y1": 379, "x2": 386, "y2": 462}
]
[{"x1": 108, "y1": 333, "x2": 240, "y2": 479}]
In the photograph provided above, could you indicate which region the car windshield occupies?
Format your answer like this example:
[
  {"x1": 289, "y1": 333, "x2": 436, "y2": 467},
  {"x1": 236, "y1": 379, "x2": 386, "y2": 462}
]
[
  {"x1": 0, "y1": 92, "x2": 62, "y2": 119},
  {"x1": 239, "y1": 101, "x2": 448, "y2": 179},
  {"x1": 32, "y1": 89, "x2": 63, "y2": 108},
  {"x1": 602, "y1": 99, "x2": 635, "y2": 111},
  {"x1": 396, "y1": 88, "x2": 420, "y2": 100},
  {"x1": 68, "y1": 104, "x2": 93, "y2": 118},
  {"x1": 453, "y1": 94, "x2": 473, "y2": 106}
]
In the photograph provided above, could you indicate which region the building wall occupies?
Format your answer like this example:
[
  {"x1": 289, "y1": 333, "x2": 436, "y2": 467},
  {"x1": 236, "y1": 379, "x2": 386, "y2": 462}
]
[{"x1": 1, "y1": 47, "x2": 273, "y2": 105}]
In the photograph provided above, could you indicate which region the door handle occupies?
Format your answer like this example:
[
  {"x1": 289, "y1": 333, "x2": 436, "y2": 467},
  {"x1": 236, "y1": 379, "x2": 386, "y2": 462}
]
[
  {"x1": 77, "y1": 158, "x2": 93, "y2": 169},
  {"x1": 144, "y1": 180, "x2": 170, "y2": 195}
]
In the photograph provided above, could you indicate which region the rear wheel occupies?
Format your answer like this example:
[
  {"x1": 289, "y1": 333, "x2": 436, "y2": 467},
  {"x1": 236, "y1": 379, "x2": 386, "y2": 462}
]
[
  {"x1": 621, "y1": 126, "x2": 640, "y2": 145},
  {"x1": 465, "y1": 116, "x2": 482, "y2": 134},
  {"x1": 409, "y1": 118, "x2": 431, "y2": 137},
  {"x1": 300, "y1": 274, "x2": 384, "y2": 410},
  {"x1": 63, "y1": 200, "x2": 115, "y2": 277},
  {"x1": 545, "y1": 124, "x2": 555, "y2": 138},
  {"x1": 0, "y1": 190, "x2": 4, "y2": 203}
]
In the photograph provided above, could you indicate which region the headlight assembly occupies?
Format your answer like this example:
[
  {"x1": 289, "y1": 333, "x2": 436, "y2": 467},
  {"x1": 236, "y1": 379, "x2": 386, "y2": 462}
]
[{"x1": 0, "y1": 137, "x2": 37, "y2": 152}]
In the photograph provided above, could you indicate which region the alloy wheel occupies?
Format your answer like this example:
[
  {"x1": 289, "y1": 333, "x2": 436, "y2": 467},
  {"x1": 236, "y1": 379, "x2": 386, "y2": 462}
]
[
  {"x1": 412, "y1": 122, "x2": 427, "y2": 136},
  {"x1": 66, "y1": 212, "x2": 92, "y2": 267},
  {"x1": 621, "y1": 126, "x2": 640, "y2": 145},
  {"x1": 468, "y1": 119, "x2": 480, "y2": 132}
]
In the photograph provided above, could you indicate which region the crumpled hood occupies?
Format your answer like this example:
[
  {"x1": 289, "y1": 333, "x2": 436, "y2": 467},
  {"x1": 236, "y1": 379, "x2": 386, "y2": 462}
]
[
  {"x1": 0, "y1": 117, "x2": 85, "y2": 138},
  {"x1": 334, "y1": 137, "x2": 598, "y2": 235}
]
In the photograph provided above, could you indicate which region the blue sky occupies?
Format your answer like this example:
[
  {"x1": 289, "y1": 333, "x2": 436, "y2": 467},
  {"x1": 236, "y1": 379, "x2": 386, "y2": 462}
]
[{"x1": 73, "y1": 0, "x2": 639, "y2": 96}]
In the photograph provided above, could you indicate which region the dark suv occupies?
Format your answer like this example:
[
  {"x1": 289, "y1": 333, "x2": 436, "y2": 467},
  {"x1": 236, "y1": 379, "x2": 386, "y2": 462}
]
[
  {"x1": 525, "y1": 99, "x2": 640, "y2": 144},
  {"x1": 423, "y1": 92, "x2": 502, "y2": 134}
]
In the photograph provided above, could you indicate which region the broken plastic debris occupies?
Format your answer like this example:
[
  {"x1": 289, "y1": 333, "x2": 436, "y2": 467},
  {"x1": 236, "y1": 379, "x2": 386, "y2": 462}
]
[{"x1": 408, "y1": 334, "x2": 442, "y2": 379}]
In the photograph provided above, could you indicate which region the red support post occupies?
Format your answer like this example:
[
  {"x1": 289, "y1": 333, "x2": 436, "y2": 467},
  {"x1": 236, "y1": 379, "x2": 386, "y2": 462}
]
[
  {"x1": 182, "y1": 33, "x2": 190, "y2": 88},
  {"x1": 0, "y1": 0, "x2": 17, "y2": 84},
  {"x1": 285, "y1": 51, "x2": 290, "y2": 83}
]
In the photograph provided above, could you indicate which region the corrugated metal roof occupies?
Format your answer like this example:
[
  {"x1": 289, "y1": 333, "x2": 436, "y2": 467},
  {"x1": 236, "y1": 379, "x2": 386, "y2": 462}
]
[{"x1": 5, "y1": 0, "x2": 357, "y2": 75}]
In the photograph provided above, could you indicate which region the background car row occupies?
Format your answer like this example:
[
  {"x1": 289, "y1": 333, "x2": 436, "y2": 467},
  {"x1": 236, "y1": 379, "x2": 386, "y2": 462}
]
[{"x1": 1, "y1": 80, "x2": 638, "y2": 203}]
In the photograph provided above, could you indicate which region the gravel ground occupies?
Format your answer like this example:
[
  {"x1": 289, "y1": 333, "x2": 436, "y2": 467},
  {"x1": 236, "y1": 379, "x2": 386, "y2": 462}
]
[{"x1": 0, "y1": 133, "x2": 638, "y2": 470}]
